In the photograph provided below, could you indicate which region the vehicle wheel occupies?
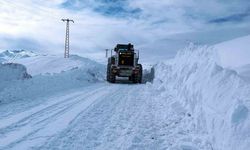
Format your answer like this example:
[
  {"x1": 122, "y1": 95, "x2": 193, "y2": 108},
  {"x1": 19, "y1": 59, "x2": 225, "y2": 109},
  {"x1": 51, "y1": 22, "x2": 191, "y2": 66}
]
[
  {"x1": 132, "y1": 64, "x2": 142, "y2": 84},
  {"x1": 110, "y1": 73, "x2": 116, "y2": 83},
  {"x1": 132, "y1": 75, "x2": 138, "y2": 83},
  {"x1": 106, "y1": 64, "x2": 111, "y2": 82},
  {"x1": 138, "y1": 64, "x2": 143, "y2": 83}
]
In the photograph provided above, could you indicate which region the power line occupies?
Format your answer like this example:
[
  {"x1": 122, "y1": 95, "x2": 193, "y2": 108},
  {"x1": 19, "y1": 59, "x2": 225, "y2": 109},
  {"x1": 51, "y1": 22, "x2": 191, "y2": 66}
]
[{"x1": 61, "y1": 18, "x2": 74, "y2": 58}]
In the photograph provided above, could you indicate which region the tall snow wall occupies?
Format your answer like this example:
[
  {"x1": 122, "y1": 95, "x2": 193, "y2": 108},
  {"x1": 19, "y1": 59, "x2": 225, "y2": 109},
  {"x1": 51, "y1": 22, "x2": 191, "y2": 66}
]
[
  {"x1": 153, "y1": 44, "x2": 250, "y2": 150},
  {"x1": 0, "y1": 63, "x2": 31, "y2": 81}
]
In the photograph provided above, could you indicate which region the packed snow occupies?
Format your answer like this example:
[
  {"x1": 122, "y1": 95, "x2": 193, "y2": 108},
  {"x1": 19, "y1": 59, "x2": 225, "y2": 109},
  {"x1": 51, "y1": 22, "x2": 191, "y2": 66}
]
[
  {"x1": 215, "y1": 34, "x2": 250, "y2": 82},
  {"x1": 236, "y1": 64, "x2": 250, "y2": 82},
  {"x1": 15, "y1": 54, "x2": 103, "y2": 76},
  {"x1": 215, "y1": 35, "x2": 250, "y2": 68},
  {"x1": 0, "y1": 63, "x2": 31, "y2": 99},
  {"x1": 0, "y1": 52, "x2": 105, "y2": 104},
  {"x1": 0, "y1": 35, "x2": 249, "y2": 150},
  {"x1": 152, "y1": 44, "x2": 250, "y2": 150},
  {"x1": 0, "y1": 63, "x2": 31, "y2": 82}
]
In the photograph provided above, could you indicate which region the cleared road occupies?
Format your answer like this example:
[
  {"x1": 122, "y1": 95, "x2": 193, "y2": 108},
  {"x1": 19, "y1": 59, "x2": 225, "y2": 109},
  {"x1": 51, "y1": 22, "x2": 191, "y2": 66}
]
[{"x1": 0, "y1": 82, "x2": 204, "y2": 150}]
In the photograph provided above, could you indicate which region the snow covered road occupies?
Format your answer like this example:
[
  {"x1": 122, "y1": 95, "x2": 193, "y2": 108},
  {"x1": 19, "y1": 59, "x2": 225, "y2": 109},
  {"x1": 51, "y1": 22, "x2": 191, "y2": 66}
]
[
  {"x1": 0, "y1": 81, "x2": 212, "y2": 150},
  {"x1": 0, "y1": 83, "x2": 110, "y2": 149},
  {"x1": 0, "y1": 82, "x2": 176, "y2": 150}
]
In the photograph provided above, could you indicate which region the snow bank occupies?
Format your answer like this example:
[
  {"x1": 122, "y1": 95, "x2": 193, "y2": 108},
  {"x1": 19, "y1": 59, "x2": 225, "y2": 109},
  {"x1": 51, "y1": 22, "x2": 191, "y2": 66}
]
[
  {"x1": 0, "y1": 65, "x2": 104, "y2": 104},
  {"x1": 0, "y1": 53, "x2": 105, "y2": 104},
  {"x1": 15, "y1": 54, "x2": 101, "y2": 76},
  {"x1": 153, "y1": 44, "x2": 250, "y2": 150},
  {"x1": 215, "y1": 35, "x2": 250, "y2": 68},
  {"x1": 0, "y1": 63, "x2": 31, "y2": 81},
  {"x1": 0, "y1": 63, "x2": 32, "y2": 103},
  {"x1": 236, "y1": 64, "x2": 250, "y2": 82}
]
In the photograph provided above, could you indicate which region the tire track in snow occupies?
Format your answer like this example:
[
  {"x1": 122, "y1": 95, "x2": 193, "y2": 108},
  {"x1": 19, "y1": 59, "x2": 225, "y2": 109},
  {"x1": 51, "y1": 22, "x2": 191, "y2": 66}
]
[
  {"x1": 114, "y1": 85, "x2": 162, "y2": 150},
  {"x1": 1, "y1": 82, "x2": 200, "y2": 150},
  {"x1": 0, "y1": 84, "x2": 100, "y2": 129},
  {"x1": 37, "y1": 84, "x2": 162, "y2": 150},
  {"x1": 0, "y1": 84, "x2": 119, "y2": 150},
  {"x1": 39, "y1": 84, "x2": 139, "y2": 150}
]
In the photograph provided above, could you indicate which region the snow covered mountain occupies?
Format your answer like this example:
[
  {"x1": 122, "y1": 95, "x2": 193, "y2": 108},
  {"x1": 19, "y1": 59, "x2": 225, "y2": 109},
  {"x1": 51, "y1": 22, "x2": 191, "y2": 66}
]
[{"x1": 0, "y1": 50, "x2": 37, "y2": 63}]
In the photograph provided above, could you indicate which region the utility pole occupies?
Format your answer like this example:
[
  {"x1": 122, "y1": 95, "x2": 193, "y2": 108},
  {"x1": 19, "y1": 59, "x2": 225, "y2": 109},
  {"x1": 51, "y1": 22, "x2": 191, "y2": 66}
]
[{"x1": 62, "y1": 18, "x2": 74, "y2": 58}]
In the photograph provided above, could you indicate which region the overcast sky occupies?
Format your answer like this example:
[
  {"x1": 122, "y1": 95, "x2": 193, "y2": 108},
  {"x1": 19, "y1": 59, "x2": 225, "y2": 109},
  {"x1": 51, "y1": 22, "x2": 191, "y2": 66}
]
[{"x1": 0, "y1": 0, "x2": 249, "y2": 63}]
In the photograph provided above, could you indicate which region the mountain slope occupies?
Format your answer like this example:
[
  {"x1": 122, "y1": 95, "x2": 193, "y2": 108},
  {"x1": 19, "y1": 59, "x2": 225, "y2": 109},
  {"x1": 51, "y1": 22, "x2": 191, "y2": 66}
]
[{"x1": 0, "y1": 50, "x2": 37, "y2": 63}]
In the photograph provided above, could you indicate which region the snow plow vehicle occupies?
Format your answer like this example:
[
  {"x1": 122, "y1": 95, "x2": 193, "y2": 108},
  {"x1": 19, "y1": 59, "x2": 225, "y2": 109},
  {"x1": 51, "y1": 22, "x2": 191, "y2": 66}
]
[{"x1": 106, "y1": 43, "x2": 142, "y2": 83}]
